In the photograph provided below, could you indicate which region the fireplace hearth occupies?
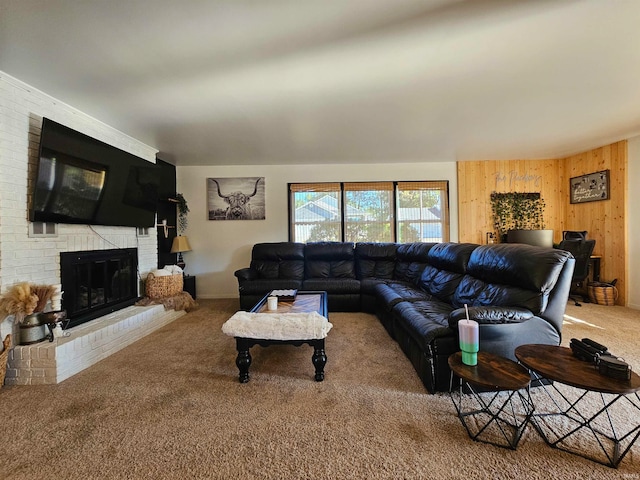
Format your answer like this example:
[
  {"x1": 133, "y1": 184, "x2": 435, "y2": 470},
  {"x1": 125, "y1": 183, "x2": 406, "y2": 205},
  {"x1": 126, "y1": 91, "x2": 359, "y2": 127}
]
[
  {"x1": 6, "y1": 304, "x2": 186, "y2": 385},
  {"x1": 61, "y1": 248, "x2": 139, "y2": 328}
]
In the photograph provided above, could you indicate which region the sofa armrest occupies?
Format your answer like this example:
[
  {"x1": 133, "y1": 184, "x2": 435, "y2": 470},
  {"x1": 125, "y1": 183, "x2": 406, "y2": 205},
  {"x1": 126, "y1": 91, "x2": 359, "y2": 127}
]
[
  {"x1": 448, "y1": 306, "x2": 534, "y2": 327},
  {"x1": 234, "y1": 268, "x2": 258, "y2": 282}
]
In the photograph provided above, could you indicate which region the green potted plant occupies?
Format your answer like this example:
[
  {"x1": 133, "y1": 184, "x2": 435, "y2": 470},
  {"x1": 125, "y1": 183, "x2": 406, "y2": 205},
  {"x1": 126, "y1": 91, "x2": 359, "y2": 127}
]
[{"x1": 490, "y1": 192, "x2": 552, "y2": 246}]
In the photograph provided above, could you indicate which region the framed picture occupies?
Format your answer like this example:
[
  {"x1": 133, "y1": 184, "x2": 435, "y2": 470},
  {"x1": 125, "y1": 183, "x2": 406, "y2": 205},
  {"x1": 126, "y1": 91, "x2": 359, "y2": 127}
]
[
  {"x1": 570, "y1": 170, "x2": 610, "y2": 204},
  {"x1": 207, "y1": 177, "x2": 265, "y2": 220}
]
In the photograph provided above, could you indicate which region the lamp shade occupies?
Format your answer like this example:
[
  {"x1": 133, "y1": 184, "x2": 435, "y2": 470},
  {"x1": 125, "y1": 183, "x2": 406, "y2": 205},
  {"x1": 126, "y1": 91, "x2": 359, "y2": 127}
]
[{"x1": 171, "y1": 235, "x2": 192, "y2": 253}]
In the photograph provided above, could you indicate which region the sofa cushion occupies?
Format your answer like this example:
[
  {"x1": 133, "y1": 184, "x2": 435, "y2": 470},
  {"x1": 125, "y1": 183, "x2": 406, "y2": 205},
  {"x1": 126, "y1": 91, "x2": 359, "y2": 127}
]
[
  {"x1": 250, "y1": 242, "x2": 305, "y2": 280},
  {"x1": 466, "y1": 244, "x2": 571, "y2": 294},
  {"x1": 303, "y1": 278, "x2": 360, "y2": 294},
  {"x1": 355, "y1": 242, "x2": 397, "y2": 279},
  {"x1": 453, "y1": 244, "x2": 573, "y2": 314},
  {"x1": 360, "y1": 277, "x2": 388, "y2": 296},
  {"x1": 393, "y1": 300, "x2": 454, "y2": 350},
  {"x1": 394, "y1": 243, "x2": 436, "y2": 284},
  {"x1": 426, "y1": 242, "x2": 478, "y2": 272},
  {"x1": 385, "y1": 281, "x2": 429, "y2": 300},
  {"x1": 453, "y1": 276, "x2": 547, "y2": 313},
  {"x1": 305, "y1": 242, "x2": 356, "y2": 279},
  {"x1": 374, "y1": 282, "x2": 430, "y2": 311},
  {"x1": 418, "y1": 268, "x2": 464, "y2": 304},
  {"x1": 417, "y1": 243, "x2": 478, "y2": 303}
]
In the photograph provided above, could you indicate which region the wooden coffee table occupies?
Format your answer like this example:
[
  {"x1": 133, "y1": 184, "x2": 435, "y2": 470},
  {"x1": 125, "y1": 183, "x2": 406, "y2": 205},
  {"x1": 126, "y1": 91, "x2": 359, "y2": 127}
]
[
  {"x1": 233, "y1": 291, "x2": 329, "y2": 383},
  {"x1": 448, "y1": 351, "x2": 533, "y2": 450},
  {"x1": 515, "y1": 344, "x2": 640, "y2": 468}
]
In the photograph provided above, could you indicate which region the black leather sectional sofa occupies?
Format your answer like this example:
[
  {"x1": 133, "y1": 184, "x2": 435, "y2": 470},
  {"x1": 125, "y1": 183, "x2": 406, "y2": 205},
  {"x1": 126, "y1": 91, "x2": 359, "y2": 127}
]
[{"x1": 234, "y1": 241, "x2": 575, "y2": 392}]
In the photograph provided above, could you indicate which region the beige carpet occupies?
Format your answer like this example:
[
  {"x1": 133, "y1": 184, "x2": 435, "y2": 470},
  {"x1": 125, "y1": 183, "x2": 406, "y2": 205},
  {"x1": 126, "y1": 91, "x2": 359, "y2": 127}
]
[{"x1": 1, "y1": 299, "x2": 639, "y2": 479}]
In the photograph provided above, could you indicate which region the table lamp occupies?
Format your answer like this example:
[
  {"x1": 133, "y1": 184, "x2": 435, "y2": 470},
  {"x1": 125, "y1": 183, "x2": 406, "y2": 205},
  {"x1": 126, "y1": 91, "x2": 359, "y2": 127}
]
[{"x1": 171, "y1": 235, "x2": 192, "y2": 271}]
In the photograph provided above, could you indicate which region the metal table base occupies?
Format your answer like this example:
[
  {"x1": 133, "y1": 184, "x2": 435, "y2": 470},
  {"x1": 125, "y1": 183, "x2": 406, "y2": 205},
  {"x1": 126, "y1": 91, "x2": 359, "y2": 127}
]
[
  {"x1": 450, "y1": 373, "x2": 534, "y2": 450},
  {"x1": 528, "y1": 369, "x2": 640, "y2": 468}
]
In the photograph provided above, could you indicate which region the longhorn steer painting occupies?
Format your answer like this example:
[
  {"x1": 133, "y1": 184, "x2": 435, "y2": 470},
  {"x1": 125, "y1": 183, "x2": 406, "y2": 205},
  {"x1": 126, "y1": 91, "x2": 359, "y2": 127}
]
[{"x1": 207, "y1": 177, "x2": 265, "y2": 220}]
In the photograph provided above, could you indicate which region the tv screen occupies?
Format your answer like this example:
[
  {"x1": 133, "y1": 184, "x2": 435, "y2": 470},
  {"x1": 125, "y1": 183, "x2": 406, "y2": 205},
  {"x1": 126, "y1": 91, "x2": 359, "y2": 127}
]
[{"x1": 30, "y1": 118, "x2": 160, "y2": 227}]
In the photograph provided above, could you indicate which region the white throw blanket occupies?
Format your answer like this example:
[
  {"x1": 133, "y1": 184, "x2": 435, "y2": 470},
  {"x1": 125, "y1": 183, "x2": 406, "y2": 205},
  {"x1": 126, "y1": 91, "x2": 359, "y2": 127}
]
[{"x1": 222, "y1": 311, "x2": 333, "y2": 340}]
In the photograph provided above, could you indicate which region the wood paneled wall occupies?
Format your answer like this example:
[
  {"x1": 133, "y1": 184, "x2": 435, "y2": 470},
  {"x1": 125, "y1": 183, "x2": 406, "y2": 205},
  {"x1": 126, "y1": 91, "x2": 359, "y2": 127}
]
[
  {"x1": 457, "y1": 140, "x2": 627, "y2": 305},
  {"x1": 457, "y1": 158, "x2": 565, "y2": 244},
  {"x1": 561, "y1": 142, "x2": 627, "y2": 305}
]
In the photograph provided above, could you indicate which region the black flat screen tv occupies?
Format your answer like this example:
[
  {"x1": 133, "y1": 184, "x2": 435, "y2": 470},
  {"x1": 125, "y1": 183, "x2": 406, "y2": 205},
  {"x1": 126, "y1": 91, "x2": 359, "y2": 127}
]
[{"x1": 30, "y1": 118, "x2": 160, "y2": 227}]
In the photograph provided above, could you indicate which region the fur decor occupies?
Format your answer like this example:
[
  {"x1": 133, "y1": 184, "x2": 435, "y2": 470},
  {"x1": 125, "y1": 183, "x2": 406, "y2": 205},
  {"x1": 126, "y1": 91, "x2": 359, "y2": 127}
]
[
  {"x1": 222, "y1": 311, "x2": 333, "y2": 340},
  {"x1": 136, "y1": 292, "x2": 198, "y2": 312}
]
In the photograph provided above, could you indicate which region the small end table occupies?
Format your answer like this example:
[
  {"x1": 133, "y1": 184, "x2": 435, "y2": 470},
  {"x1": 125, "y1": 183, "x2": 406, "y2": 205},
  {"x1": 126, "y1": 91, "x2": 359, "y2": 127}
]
[
  {"x1": 183, "y1": 275, "x2": 196, "y2": 299},
  {"x1": 448, "y1": 351, "x2": 533, "y2": 450},
  {"x1": 516, "y1": 344, "x2": 640, "y2": 468}
]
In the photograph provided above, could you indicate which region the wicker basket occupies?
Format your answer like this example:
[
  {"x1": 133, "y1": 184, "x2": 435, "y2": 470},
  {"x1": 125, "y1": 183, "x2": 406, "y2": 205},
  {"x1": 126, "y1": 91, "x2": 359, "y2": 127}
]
[
  {"x1": 145, "y1": 273, "x2": 183, "y2": 299},
  {"x1": 588, "y1": 282, "x2": 618, "y2": 306},
  {"x1": 1, "y1": 334, "x2": 11, "y2": 387}
]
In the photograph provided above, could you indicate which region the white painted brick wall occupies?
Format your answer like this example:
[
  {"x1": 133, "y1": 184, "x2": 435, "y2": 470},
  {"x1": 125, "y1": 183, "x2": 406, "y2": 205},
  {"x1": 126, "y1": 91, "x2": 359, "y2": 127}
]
[{"x1": 0, "y1": 72, "x2": 162, "y2": 341}]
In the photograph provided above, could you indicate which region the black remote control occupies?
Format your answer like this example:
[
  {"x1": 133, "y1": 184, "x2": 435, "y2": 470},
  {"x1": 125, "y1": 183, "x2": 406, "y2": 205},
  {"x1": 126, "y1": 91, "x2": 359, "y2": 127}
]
[
  {"x1": 581, "y1": 338, "x2": 608, "y2": 353},
  {"x1": 570, "y1": 338, "x2": 601, "y2": 362}
]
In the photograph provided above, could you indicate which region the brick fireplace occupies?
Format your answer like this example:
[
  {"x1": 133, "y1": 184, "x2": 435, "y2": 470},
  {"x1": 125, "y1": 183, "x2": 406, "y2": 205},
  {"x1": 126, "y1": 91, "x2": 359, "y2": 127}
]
[
  {"x1": 0, "y1": 74, "x2": 183, "y2": 385},
  {"x1": 5, "y1": 248, "x2": 186, "y2": 385}
]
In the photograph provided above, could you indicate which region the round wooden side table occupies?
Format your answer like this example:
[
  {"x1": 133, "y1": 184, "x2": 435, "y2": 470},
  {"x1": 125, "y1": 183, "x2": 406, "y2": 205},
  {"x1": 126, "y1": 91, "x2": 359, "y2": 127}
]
[{"x1": 516, "y1": 344, "x2": 640, "y2": 468}]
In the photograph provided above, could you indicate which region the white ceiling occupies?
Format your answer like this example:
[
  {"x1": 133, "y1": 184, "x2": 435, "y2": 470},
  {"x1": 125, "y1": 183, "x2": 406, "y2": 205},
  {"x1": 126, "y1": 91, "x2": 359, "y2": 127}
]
[{"x1": 2, "y1": 0, "x2": 640, "y2": 166}]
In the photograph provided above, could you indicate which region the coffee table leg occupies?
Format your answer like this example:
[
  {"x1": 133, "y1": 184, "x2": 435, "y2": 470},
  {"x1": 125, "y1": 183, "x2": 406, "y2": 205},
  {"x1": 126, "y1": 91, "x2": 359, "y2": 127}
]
[
  {"x1": 235, "y1": 338, "x2": 252, "y2": 383},
  {"x1": 312, "y1": 339, "x2": 327, "y2": 381}
]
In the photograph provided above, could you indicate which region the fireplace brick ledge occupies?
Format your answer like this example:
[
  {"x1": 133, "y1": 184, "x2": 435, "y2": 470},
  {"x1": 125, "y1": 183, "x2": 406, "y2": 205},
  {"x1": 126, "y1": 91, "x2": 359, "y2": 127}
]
[{"x1": 5, "y1": 305, "x2": 186, "y2": 385}]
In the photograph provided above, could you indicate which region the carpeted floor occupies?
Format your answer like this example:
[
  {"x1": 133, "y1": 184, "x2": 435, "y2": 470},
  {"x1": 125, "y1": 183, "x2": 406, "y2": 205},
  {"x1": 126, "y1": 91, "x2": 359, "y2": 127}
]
[{"x1": 1, "y1": 299, "x2": 639, "y2": 479}]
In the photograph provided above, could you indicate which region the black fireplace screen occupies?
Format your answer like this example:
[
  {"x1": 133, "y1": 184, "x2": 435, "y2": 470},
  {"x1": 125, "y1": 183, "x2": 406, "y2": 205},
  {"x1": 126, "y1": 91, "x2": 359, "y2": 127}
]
[{"x1": 60, "y1": 248, "x2": 139, "y2": 328}]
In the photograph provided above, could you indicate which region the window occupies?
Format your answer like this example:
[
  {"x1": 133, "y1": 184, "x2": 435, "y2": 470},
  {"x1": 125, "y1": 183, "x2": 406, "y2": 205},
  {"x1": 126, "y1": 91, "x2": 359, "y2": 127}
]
[
  {"x1": 344, "y1": 182, "x2": 394, "y2": 242},
  {"x1": 289, "y1": 181, "x2": 449, "y2": 243},
  {"x1": 397, "y1": 181, "x2": 450, "y2": 243},
  {"x1": 290, "y1": 183, "x2": 342, "y2": 242}
]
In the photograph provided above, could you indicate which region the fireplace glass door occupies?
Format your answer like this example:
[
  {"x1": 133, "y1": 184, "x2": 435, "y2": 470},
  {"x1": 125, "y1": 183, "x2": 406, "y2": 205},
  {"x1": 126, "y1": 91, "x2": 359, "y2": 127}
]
[{"x1": 61, "y1": 248, "x2": 139, "y2": 328}]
